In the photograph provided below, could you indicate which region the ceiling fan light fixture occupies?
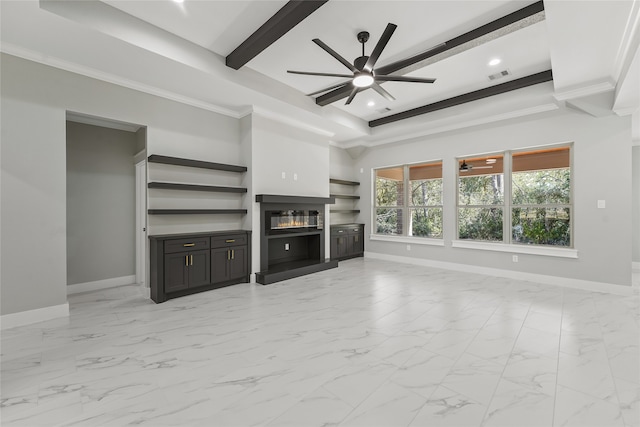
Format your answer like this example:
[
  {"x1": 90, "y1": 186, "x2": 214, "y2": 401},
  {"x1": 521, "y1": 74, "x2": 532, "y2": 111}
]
[{"x1": 353, "y1": 72, "x2": 374, "y2": 88}]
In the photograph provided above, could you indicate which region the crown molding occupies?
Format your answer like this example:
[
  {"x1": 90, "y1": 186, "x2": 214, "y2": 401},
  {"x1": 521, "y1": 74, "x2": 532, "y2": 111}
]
[
  {"x1": 613, "y1": 0, "x2": 640, "y2": 83},
  {"x1": 0, "y1": 43, "x2": 243, "y2": 119},
  {"x1": 334, "y1": 102, "x2": 559, "y2": 150},
  {"x1": 553, "y1": 79, "x2": 616, "y2": 101}
]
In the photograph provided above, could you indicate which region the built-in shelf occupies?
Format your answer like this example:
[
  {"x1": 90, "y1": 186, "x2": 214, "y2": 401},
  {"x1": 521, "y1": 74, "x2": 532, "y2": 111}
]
[
  {"x1": 330, "y1": 209, "x2": 361, "y2": 214},
  {"x1": 148, "y1": 209, "x2": 247, "y2": 215},
  {"x1": 329, "y1": 178, "x2": 360, "y2": 186},
  {"x1": 331, "y1": 194, "x2": 360, "y2": 200},
  {"x1": 148, "y1": 182, "x2": 247, "y2": 193},
  {"x1": 148, "y1": 154, "x2": 247, "y2": 173}
]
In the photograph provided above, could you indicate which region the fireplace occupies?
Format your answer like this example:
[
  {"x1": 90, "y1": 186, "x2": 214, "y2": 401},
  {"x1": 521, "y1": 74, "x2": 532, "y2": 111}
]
[{"x1": 256, "y1": 195, "x2": 338, "y2": 285}]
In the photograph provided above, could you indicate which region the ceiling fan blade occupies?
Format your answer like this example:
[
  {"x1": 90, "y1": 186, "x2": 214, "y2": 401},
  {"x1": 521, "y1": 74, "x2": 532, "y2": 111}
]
[
  {"x1": 375, "y1": 42, "x2": 446, "y2": 76},
  {"x1": 345, "y1": 86, "x2": 359, "y2": 105},
  {"x1": 307, "y1": 82, "x2": 350, "y2": 96},
  {"x1": 375, "y1": 75, "x2": 436, "y2": 83},
  {"x1": 364, "y1": 23, "x2": 397, "y2": 72},
  {"x1": 312, "y1": 39, "x2": 358, "y2": 73},
  {"x1": 371, "y1": 82, "x2": 395, "y2": 102},
  {"x1": 288, "y1": 70, "x2": 354, "y2": 78}
]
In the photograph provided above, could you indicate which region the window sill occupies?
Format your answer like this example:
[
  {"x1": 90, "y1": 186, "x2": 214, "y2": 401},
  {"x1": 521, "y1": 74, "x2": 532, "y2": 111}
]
[
  {"x1": 370, "y1": 234, "x2": 445, "y2": 246},
  {"x1": 452, "y1": 240, "x2": 578, "y2": 258}
]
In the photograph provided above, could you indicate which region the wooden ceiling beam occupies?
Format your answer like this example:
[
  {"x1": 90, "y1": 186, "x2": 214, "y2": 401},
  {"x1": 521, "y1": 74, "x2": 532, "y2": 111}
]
[
  {"x1": 369, "y1": 70, "x2": 553, "y2": 127},
  {"x1": 315, "y1": 0, "x2": 545, "y2": 106},
  {"x1": 226, "y1": 0, "x2": 328, "y2": 70}
]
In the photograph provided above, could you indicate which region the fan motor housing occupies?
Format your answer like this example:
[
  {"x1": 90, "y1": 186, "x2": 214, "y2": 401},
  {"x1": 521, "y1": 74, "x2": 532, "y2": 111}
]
[{"x1": 354, "y1": 56, "x2": 369, "y2": 71}]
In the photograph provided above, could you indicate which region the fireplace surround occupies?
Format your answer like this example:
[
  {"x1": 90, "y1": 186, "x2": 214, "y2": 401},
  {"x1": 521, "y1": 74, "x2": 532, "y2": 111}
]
[{"x1": 255, "y1": 194, "x2": 338, "y2": 285}]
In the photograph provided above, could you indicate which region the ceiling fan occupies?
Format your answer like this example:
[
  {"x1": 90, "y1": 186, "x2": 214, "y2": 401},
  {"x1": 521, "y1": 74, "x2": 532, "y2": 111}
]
[
  {"x1": 459, "y1": 160, "x2": 494, "y2": 172},
  {"x1": 287, "y1": 23, "x2": 438, "y2": 105}
]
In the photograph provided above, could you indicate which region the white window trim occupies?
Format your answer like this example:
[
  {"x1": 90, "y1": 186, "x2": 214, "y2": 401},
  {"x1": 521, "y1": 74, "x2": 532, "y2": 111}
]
[
  {"x1": 452, "y1": 239, "x2": 578, "y2": 258},
  {"x1": 370, "y1": 234, "x2": 445, "y2": 246}
]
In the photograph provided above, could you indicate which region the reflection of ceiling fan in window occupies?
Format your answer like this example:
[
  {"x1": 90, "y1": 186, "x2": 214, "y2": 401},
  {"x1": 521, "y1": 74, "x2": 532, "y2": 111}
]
[{"x1": 459, "y1": 160, "x2": 495, "y2": 172}]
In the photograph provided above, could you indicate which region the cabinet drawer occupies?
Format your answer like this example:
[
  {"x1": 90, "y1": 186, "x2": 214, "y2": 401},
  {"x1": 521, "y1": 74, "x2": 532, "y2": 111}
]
[
  {"x1": 164, "y1": 237, "x2": 210, "y2": 254},
  {"x1": 331, "y1": 227, "x2": 348, "y2": 236},
  {"x1": 348, "y1": 226, "x2": 362, "y2": 234},
  {"x1": 211, "y1": 234, "x2": 247, "y2": 248}
]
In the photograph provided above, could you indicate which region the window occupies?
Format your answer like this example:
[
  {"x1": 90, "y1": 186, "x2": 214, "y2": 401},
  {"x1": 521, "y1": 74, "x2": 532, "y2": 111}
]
[
  {"x1": 511, "y1": 147, "x2": 571, "y2": 246},
  {"x1": 458, "y1": 154, "x2": 504, "y2": 241},
  {"x1": 457, "y1": 145, "x2": 571, "y2": 247},
  {"x1": 375, "y1": 161, "x2": 443, "y2": 238}
]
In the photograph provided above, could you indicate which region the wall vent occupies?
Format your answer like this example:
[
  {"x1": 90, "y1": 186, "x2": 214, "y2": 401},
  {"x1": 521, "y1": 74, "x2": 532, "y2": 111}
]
[
  {"x1": 377, "y1": 107, "x2": 392, "y2": 113},
  {"x1": 488, "y1": 69, "x2": 511, "y2": 81}
]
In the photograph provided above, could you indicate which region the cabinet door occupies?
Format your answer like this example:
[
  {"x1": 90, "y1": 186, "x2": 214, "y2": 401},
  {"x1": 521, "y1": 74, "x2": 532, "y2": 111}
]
[
  {"x1": 164, "y1": 253, "x2": 189, "y2": 293},
  {"x1": 188, "y1": 249, "x2": 211, "y2": 288},
  {"x1": 228, "y1": 245, "x2": 247, "y2": 281},
  {"x1": 351, "y1": 232, "x2": 364, "y2": 255},
  {"x1": 211, "y1": 247, "x2": 230, "y2": 284},
  {"x1": 336, "y1": 236, "x2": 349, "y2": 258}
]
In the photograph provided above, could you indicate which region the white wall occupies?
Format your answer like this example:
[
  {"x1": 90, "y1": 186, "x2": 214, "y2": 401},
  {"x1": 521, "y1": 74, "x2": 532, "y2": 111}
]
[
  {"x1": 66, "y1": 122, "x2": 137, "y2": 285},
  {"x1": 357, "y1": 111, "x2": 633, "y2": 287},
  {"x1": 0, "y1": 53, "x2": 241, "y2": 316},
  {"x1": 633, "y1": 145, "x2": 640, "y2": 264}
]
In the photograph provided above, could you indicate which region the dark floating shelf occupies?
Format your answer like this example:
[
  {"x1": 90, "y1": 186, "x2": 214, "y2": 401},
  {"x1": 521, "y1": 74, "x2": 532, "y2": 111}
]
[
  {"x1": 331, "y1": 194, "x2": 360, "y2": 200},
  {"x1": 148, "y1": 182, "x2": 247, "y2": 193},
  {"x1": 330, "y1": 178, "x2": 360, "y2": 186},
  {"x1": 148, "y1": 209, "x2": 247, "y2": 215},
  {"x1": 148, "y1": 155, "x2": 247, "y2": 173},
  {"x1": 330, "y1": 209, "x2": 361, "y2": 214}
]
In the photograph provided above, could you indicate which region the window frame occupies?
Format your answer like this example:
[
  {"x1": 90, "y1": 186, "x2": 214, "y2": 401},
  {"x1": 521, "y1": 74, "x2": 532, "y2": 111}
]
[
  {"x1": 455, "y1": 143, "x2": 574, "y2": 249},
  {"x1": 373, "y1": 159, "x2": 444, "y2": 242}
]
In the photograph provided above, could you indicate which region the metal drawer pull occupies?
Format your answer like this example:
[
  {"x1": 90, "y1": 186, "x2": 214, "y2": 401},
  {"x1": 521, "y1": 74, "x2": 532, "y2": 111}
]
[
  {"x1": 185, "y1": 255, "x2": 188, "y2": 266},
  {"x1": 227, "y1": 250, "x2": 231, "y2": 260},
  {"x1": 183, "y1": 243, "x2": 195, "y2": 247},
  {"x1": 190, "y1": 255, "x2": 193, "y2": 266},
  {"x1": 225, "y1": 239, "x2": 235, "y2": 243},
  {"x1": 232, "y1": 249, "x2": 235, "y2": 260},
  {"x1": 338, "y1": 230, "x2": 344, "y2": 233}
]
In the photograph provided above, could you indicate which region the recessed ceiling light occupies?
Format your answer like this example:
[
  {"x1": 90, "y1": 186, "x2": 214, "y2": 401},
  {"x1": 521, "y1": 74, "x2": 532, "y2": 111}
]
[
  {"x1": 488, "y1": 58, "x2": 501, "y2": 66},
  {"x1": 367, "y1": 101, "x2": 375, "y2": 107}
]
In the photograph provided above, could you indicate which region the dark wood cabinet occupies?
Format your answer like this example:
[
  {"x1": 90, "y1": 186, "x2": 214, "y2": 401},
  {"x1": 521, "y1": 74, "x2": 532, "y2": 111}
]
[
  {"x1": 150, "y1": 230, "x2": 251, "y2": 303},
  {"x1": 330, "y1": 224, "x2": 364, "y2": 261}
]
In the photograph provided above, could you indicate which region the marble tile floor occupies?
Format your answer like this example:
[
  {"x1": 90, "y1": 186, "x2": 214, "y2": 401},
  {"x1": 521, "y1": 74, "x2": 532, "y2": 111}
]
[{"x1": 2, "y1": 258, "x2": 639, "y2": 427}]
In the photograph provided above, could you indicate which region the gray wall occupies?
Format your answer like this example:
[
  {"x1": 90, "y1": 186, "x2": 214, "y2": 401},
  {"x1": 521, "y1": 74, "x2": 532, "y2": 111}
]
[
  {"x1": 1, "y1": 53, "x2": 240, "y2": 316},
  {"x1": 66, "y1": 121, "x2": 137, "y2": 285},
  {"x1": 329, "y1": 145, "x2": 362, "y2": 225},
  {"x1": 357, "y1": 111, "x2": 633, "y2": 287},
  {"x1": 633, "y1": 145, "x2": 640, "y2": 264}
]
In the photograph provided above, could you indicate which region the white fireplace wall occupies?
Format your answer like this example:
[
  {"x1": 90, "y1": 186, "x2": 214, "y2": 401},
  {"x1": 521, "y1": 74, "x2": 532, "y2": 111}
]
[{"x1": 246, "y1": 113, "x2": 332, "y2": 278}]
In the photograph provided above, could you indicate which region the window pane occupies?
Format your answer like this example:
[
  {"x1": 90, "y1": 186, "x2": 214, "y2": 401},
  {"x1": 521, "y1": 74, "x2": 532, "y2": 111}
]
[
  {"x1": 458, "y1": 175, "x2": 504, "y2": 205},
  {"x1": 512, "y1": 169, "x2": 570, "y2": 205},
  {"x1": 410, "y1": 208, "x2": 442, "y2": 238},
  {"x1": 458, "y1": 207, "x2": 503, "y2": 241},
  {"x1": 376, "y1": 167, "x2": 404, "y2": 207},
  {"x1": 512, "y1": 207, "x2": 571, "y2": 246},
  {"x1": 411, "y1": 178, "x2": 442, "y2": 206},
  {"x1": 376, "y1": 208, "x2": 403, "y2": 235}
]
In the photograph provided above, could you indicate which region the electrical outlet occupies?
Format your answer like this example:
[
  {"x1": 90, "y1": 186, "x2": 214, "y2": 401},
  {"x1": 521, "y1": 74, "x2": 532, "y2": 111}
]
[
  {"x1": 281, "y1": 172, "x2": 286, "y2": 179},
  {"x1": 293, "y1": 173, "x2": 298, "y2": 181},
  {"x1": 597, "y1": 200, "x2": 606, "y2": 209},
  {"x1": 512, "y1": 255, "x2": 519, "y2": 262},
  {"x1": 285, "y1": 243, "x2": 289, "y2": 251},
  {"x1": 406, "y1": 244, "x2": 411, "y2": 251},
  {"x1": 360, "y1": 168, "x2": 364, "y2": 173}
]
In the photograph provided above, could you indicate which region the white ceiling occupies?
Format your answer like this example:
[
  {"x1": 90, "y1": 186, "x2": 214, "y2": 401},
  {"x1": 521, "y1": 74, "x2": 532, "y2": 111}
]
[{"x1": 1, "y1": 0, "x2": 638, "y2": 145}]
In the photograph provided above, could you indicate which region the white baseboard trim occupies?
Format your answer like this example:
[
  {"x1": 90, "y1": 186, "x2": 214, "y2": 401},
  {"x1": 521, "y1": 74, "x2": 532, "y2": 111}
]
[
  {"x1": 364, "y1": 252, "x2": 633, "y2": 296},
  {"x1": 633, "y1": 261, "x2": 640, "y2": 272},
  {"x1": 67, "y1": 275, "x2": 136, "y2": 295},
  {"x1": 139, "y1": 283, "x2": 150, "y2": 299},
  {"x1": 1, "y1": 303, "x2": 69, "y2": 330}
]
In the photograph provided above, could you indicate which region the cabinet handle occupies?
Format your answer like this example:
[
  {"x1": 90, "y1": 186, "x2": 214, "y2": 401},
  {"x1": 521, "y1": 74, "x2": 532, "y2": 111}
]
[
  {"x1": 338, "y1": 230, "x2": 344, "y2": 233},
  {"x1": 355, "y1": 236, "x2": 359, "y2": 242},
  {"x1": 227, "y1": 250, "x2": 231, "y2": 260},
  {"x1": 190, "y1": 255, "x2": 193, "y2": 266},
  {"x1": 183, "y1": 243, "x2": 195, "y2": 247},
  {"x1": 232, "y1": 249, "x2": 235, "y2": 260},
  {"x1": 185, "y1": 255, "x2": 188, "y2": 266},
  {"x1": 225, "y1": 239, "x2": 235, "y2": 243}
]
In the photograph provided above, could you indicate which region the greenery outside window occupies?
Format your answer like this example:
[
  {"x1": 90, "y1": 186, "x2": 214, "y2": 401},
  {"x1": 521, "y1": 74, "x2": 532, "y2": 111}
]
[
  {"x1": 458, "y1": 154, "x2": 504, "y2": 241},
  {"x1": 375, "y1": 161, "x2": 443, "y2": 238},
  {"x1": 457, "y1": 145, "x2": 572, "y2": 247}
]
